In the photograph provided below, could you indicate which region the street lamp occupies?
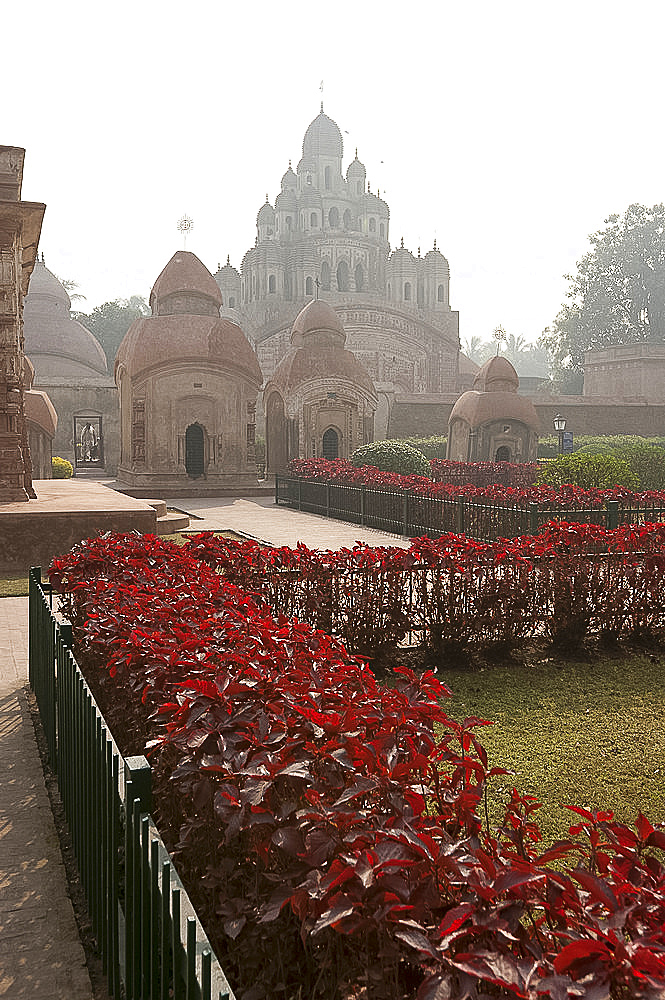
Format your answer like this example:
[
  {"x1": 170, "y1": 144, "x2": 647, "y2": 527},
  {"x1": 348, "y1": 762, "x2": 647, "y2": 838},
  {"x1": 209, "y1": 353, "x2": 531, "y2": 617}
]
[{"x1": 553, "y1": 413, "x2": 566, "y2": 454}]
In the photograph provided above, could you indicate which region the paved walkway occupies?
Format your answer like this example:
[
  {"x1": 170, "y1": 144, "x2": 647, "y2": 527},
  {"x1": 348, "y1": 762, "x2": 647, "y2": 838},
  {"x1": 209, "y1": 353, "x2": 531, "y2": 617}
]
[
  {"x1": 0, "y1": 598, "x2": 94, "y2": 998},
  {"x1": 0, "y1": 498, "x2": 409, "y2": 997},
  {"x1": 168, "y1": 494, "x2": 412, "y2": 549}
]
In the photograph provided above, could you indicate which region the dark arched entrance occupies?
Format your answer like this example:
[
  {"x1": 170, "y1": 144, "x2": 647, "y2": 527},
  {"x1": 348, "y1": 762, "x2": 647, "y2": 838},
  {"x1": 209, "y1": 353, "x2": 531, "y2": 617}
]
[
  {"x1": 185, "y1": 423, "x2": 205, "y2": 478},
  {"x1": 322, "y1": 428, "x2": 339, "y2": 461},
  {"x1": 495, "y1": 445, "x2": 511, "y2": 461}
]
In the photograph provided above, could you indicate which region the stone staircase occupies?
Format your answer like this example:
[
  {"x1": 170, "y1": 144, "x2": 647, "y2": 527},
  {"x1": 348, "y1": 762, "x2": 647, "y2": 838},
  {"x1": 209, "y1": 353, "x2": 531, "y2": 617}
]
[{"x1": 145, "y1": 500, "x2": 191, "y2": 535}]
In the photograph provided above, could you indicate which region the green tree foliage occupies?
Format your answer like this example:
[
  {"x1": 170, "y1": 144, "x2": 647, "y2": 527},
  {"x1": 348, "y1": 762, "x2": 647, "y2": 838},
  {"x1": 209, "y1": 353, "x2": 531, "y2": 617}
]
[
  {"x1": 542, "y1": 203, "x2": 665, "y2": 376},
  {"x1": 350, "y1": 440, "x2": 431, "y2": 476},
  {"x1": 74, "y1": 296, "x2": 149, "y2": 370},
  {"x1": 536, "y1": 452, "x2": 638, "y2": 489}
]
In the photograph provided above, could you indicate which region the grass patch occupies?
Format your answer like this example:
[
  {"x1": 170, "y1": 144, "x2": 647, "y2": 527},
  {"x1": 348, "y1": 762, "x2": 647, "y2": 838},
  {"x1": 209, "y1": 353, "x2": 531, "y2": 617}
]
[
  {"x1": 440, "y1": 649, "x2": 665, "y2": 845},
  {"x1": 0, "y1": 576, "x2": 30, "y2": 597}
]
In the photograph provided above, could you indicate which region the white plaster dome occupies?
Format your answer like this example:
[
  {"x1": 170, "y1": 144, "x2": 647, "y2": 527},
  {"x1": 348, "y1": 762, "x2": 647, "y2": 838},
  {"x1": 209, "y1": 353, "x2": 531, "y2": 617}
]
[
  {"x1": 346, "y1": 153, "x2": 366, "y2": 185},
  {"x1": 257, "y1": 198, "x2": 275, "y2": 226},
  {"x1": 302, "y1": 107, "x2": 343, "y2": 161},
  {"x1": 281, "y1": 163, "x2": 297, "y2": 190},
  {"x1": 23, "y1": 260, "x2": 108, "y2": 379}
]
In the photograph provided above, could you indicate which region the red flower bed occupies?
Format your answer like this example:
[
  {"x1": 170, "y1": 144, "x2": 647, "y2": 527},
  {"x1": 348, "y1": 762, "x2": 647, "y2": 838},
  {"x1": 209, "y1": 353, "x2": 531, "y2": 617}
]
[
  {"x1": 185, "y1": 522, "x2": 665, "y2": 655},
  {"x1": 286, "y1": 458, "x2": 665, "y2": 510},
  {"x1": 430, "y1": 460, "x2": 540, "y2": 489},
  {"x1": 50, "y1": 533, "x2": 665, "y2": 999}
]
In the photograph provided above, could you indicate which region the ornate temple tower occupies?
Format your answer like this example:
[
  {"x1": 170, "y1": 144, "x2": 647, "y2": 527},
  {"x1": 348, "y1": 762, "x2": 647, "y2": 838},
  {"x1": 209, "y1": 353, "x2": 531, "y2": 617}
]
[
  {"x1": 0, "y1": 146, "x2": 45, "y2": 500},
  {"x1": 217, "y1": 107, "x2": 461, "y2": 438}
]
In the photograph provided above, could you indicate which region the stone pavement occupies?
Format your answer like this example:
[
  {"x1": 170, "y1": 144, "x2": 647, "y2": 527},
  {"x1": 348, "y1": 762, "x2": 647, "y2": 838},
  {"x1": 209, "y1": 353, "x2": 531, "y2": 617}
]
[
  {"x1": 0, "y1": 597, "x2": 94, "y2": 999},
  {"x1": 168, "y1": 493, "x2": 412, "y2": 549},
  {"x1": 0, "y1": 497, "x2": 410, "y2": 998}
]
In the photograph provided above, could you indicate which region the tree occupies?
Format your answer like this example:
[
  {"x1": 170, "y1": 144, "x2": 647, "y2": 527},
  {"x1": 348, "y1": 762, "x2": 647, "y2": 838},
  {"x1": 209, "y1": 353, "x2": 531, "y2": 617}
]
[
  {"x1": 542, "y1": 203, "x2": 665, "y2": 376},
  {"x1": 74, "y1": 296, "x2": 149, "y2": 370},
  {"x1": 461, "y1": 335, "x2": 490, "y2": 363},
  {"x1": 463, "y1": 333, "x2": 549, "y2": 376},
  {"x1": 57, "y1": 278, "x2": 86, "y2": 304}
]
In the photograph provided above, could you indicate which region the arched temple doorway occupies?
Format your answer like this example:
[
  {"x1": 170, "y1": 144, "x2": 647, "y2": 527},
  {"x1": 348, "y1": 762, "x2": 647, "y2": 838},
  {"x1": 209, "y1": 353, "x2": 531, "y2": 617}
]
[
  {"x1": 322, "y1": 427, "x2": 339, "y2": 460},
  {"x1": 185, "y1": 423, "x2": 205, "y2": 478},
  {"x1": 495, "y1": 445, "x2": 511, "y2": 461}
]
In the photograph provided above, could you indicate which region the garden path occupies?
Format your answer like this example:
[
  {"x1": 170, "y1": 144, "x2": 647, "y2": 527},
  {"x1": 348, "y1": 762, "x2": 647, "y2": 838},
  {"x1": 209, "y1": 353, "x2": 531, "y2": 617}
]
[
  {"x1": 0, "y1": 596, "x2": 94, "y2": 999},
  {"x1": 169, "y1": 494, "x2": 412, "y2": 549}
]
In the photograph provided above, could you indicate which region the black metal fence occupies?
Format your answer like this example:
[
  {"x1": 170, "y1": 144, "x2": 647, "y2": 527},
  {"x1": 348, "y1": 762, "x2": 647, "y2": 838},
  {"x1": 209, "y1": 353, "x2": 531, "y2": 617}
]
[
  {"x1": 28, "y1": 567, "x2": 236, "y2": 1000},
  {"x1": 275, "y1": 476, "x2": 665, "y2": 540}
]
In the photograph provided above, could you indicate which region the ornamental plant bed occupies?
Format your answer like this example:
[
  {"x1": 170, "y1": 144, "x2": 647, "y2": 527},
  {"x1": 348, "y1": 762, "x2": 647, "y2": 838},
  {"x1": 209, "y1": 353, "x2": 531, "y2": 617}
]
[
  {"x1": 50, "y1": 532, "x2": 665, "y2": 1000},
  {"x1": 184, "y1": 522, "x2": 665, "y2": 662},
  {"x1": 287, "y1": 457, "x2": 665, "y2": 511}
]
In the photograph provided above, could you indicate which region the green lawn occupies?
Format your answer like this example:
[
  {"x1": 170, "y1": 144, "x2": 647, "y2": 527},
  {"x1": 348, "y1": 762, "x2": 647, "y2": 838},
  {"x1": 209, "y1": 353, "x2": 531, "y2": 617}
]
[
  {"x1": 0, "y1": 576, "x2": 31, "y2": 597},
  {"x1": 439, "y1": 650, "x2": 665, "y2": 845}
]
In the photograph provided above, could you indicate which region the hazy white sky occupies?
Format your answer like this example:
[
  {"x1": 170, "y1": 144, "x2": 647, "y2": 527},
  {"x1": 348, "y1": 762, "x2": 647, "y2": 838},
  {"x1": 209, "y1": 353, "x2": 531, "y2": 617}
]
[{"x1": 5, "y1": 0, "x2": 665, "y2": 347}]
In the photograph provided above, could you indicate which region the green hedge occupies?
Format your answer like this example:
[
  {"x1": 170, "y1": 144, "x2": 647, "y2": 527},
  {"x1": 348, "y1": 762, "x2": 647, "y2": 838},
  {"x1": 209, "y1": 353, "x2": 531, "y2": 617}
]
[
  {"x1": 350, "y1": 440, "x2": 431, "y2": 476},
  {"x1": 538, "y1": 436, "x2": 665, "y2": 488},
  {"x1": 393, "y1": 435, "x2": 447, "y2": 460},
  {"x1": 536, "y1": 452, "x2": 638, "y2": 489}
]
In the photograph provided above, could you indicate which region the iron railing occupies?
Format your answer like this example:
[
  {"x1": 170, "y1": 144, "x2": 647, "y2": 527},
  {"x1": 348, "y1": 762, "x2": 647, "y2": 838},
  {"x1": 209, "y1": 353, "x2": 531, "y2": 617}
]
[
  {"x1": 28, "y1": 567, "x2": 236, "y2": 1000},
  {"x1": 275, "y1": 476, "x2": 665, "y2": 540}
]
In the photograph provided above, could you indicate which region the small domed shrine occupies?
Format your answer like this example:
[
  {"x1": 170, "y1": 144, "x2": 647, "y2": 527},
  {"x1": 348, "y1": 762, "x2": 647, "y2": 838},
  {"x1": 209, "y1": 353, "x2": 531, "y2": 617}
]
[
  {"x1": 264, "y1": 298, "x2": 377, "y2": 471},
  {"x1": 447, "y1": 355, "x2": 540, "y2": 462},
  {"x1": 115, "y1": 250, "x2": 262, "y2": 491},
  {"x1": 23, "y1": 258, "x2": 118, "y2": 473}
]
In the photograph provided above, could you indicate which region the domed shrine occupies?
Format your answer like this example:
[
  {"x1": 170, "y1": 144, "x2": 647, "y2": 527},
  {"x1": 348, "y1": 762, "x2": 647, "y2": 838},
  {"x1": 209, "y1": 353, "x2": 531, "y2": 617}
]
[
  {"x1": 447, "y1": 356, "x2": 540, "y2": 462},
  {"x1": 115, "y1": 251, "x2": 262, "y2": 491},
  {"x1": 264, "y1": 299, "x2": 377, "y2": 471},
  {"x1": 23, "y1": 258, "x2": 118, "y2": 473}
]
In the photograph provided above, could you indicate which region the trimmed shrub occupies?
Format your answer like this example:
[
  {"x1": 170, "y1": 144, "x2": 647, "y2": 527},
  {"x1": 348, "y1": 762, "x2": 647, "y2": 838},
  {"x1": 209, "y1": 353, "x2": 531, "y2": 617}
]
[
  {"x1": 52, "y1": 456, "x2": 73, "y2": 479},
  {"x1": 394, "y1": 434, "x2": 447, "y2": 460},
  {"x1": 536, "y1": 452, "x2": 639, "y2": 489},
  {"x1": 539, "y1": 434, "x2": 665, "y2": 459},
  {"x1": 350, "y1": 439, "x2": 431, "y2": 476}
]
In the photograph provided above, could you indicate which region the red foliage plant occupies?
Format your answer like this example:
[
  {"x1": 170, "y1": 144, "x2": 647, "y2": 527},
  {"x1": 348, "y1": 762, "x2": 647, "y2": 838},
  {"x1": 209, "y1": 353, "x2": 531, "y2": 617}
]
[
  {"x1": 49, "y1": 532, "x2": 665, "y2": 1000},
  {"x1": 185, "y1": 521, "x2": 665, "y2": 655},
  {"x1": 286, "y1": 457, "x2": 665, "y2": 510}
]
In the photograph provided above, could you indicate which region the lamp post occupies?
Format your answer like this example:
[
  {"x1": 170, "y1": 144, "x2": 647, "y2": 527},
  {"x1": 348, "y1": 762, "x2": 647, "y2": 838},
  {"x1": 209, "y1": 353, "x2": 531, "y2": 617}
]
[{"x1": 553, "y1": 413, "x2": 566, "y2": 454}]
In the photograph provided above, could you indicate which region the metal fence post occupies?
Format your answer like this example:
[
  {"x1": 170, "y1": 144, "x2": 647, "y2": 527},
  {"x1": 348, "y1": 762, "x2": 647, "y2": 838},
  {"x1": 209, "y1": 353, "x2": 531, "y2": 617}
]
[
  {"x1": 125, "y1": 757, "x2": 152, "y2": 1000},
  {"x1": 28, "y1": 566, "x2": 41, "y2": 689},
  {"x1": 60, "y1": 621, "x2": 73, "y2": 648},
  {"x1": 326, "y1": 483, "x2": 330, "y2": 519},
  {"x1": 455, "y1": 499, "x2": 464, "y2": 535},
  {"x1": 274, "y1": 473, "x2": 279, "y2": 506},
  {"x1": 298, "y1": 478, "x2": 302, "y2": 511},
  {"x1": 606, "y1": 499, "x2": 619, "y2": 530},
  {"x1": 402, "y1": 493, "x2": 409, "y2": 536},
  {"x1": 529, "y1": 502, "x2": 539, "y2": 536},
  {"x1": 361, "y1": 486, "x2": 366, "y2": 527}
]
